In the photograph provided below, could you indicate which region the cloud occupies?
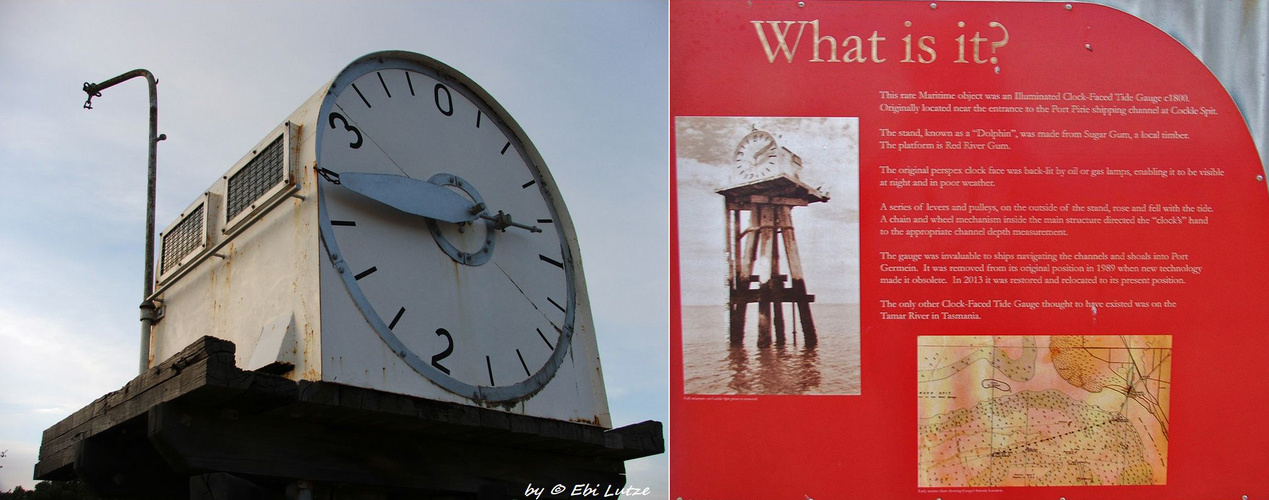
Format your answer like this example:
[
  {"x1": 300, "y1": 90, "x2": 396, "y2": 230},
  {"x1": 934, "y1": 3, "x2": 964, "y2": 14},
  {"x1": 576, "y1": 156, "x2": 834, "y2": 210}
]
[{"x1": 0, "y1": 306, "x2": 136, "y2": 490}]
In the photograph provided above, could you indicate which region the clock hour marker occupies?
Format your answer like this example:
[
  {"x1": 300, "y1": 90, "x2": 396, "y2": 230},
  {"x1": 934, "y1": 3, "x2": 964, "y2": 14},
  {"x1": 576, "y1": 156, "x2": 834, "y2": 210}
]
[
  {"x1": 330, "y1": 220, "x2": 357, "y2": 226},
  {"x1": 377, "y1": 72, "x2": 391, "y2": 98},
  {"x1": 536, "y1": 328, "x2": 555, "y2": 350},
  {"x1": 516, "y1": 349, "x2": 531, "y2": 377},
  {"x1": 548, "y1": 297, "x2": 566, "y2": 313},
  {"x1": 536, "y1": 219, "x2": 552, "y2": 224},
  {"x1": 501, "y1": 142, "x2": 510, "y2": 155},
  {"x1": 521, "y1": 180, "x2": 536, "y2": 189},
  {"x1": 476, "y1": 110, "x2": 482, "y2": 128},
  {"x1": 354, "y1": 266, "x2": 378, "y2": 281},
  {"x1": 486, "y1": 356, "x2": 495, "y2": 386},
  {"x1": 406, "y1": 72, "x2": 415, "y2": 96},
  {"x1": 539, "y1": 254, "x2": 564, "y2": 269},
  {"x1": 351, "y1": 83, "x2": 371, "y2": 108},
  {"x1": 388, "y1": 307, "x2": 405, "y2": 329}
]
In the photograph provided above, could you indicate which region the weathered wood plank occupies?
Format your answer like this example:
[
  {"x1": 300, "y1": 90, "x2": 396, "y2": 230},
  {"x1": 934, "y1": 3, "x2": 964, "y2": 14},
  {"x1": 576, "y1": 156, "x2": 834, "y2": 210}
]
[
  {"x1": 602, "y1": 420, "x2": 665, "y2": 459},
  {"x1": 73, "y1": 417, "x2": 185, "y2": 498},
  {"x1": 36, "y1": 337, "x2": 273, "y2": 479},
  {"x1": 38, "y1": 336, "x2": 664, "y2": 493},
  {"x1": 147, "y1": 401, "x2": 627, "y2": 496},
  {"x1": 290, "y1": 381, "x2": 618, "y2": 452}
]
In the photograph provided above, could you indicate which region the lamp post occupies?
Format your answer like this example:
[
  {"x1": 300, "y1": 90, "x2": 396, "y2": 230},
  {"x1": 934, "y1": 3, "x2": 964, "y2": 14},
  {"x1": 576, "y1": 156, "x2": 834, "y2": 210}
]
[{"x1": 82, "y1": 69, "x2": 166, "y2": 374}]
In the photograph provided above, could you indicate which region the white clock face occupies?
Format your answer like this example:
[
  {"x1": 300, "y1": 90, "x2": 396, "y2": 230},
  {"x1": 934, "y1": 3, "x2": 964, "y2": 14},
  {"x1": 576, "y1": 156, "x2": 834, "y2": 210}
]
[
  {"x1": 734, "y1": 130, "x2": 777, "y2": 180},
  {"x1": 316, "y1": 56, "x2": 574, "y2": 403}
]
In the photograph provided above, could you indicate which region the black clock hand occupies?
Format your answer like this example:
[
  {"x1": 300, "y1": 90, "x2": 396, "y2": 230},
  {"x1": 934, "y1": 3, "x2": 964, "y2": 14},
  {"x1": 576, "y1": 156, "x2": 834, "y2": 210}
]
[
  {"x1": 752, "y1": 142, "x2": 775, "y2": 161},
  {"x1": 328, "y1": 170, "x2": 475, "y2": 223},
  {"x1": 322, "y1": 170, "x2": 541, "y2": 232}
]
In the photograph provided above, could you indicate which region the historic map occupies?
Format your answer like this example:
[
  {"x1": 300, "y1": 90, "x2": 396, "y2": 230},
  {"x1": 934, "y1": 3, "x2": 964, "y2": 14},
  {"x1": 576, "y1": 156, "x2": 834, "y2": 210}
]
[{"x1": 917, "y1": 335, "x2": 1171, "y2": 487}]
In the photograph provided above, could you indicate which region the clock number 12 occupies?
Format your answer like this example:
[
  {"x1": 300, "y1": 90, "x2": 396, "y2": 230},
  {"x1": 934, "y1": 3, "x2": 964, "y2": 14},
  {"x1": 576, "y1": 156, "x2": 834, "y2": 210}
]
[{"x1": 432, "y1": 328, "x2": 454, "y2": 375}]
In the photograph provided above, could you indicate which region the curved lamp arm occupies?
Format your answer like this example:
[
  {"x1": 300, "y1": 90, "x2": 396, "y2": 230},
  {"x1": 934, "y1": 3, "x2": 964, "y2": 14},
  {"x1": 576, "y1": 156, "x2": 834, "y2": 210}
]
[{"x1": 82, "y1": 69, "x2": 166, "y2": 374}]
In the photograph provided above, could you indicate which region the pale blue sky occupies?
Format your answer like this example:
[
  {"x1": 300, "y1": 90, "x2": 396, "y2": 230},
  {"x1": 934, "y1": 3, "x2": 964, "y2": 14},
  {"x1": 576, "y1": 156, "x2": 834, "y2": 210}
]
[{"x1": 0, "y1": 0, "x2": 667, "y2": 492}]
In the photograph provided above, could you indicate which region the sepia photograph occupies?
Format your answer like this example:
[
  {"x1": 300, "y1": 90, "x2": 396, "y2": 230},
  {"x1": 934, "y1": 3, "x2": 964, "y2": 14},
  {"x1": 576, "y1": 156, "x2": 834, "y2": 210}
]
[{"x1": 676, "y1": 116, "x2": 861, "y2": 395}]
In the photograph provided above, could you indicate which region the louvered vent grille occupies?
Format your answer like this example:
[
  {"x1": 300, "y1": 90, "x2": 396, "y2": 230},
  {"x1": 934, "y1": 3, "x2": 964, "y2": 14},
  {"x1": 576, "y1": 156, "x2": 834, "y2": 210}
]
[
  {"x1": 227, "y1": 135, "x2": 285, "y2": 221},
  {"x1": 160, "y1": 203, "x2": 205, "y2": 276}
]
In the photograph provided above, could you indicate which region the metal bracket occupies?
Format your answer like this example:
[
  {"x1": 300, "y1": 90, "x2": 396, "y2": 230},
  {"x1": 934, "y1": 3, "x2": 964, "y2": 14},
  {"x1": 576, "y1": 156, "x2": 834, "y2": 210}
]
[{"x1": 81, "y1": 82, "x2": 102, "y2": 109}]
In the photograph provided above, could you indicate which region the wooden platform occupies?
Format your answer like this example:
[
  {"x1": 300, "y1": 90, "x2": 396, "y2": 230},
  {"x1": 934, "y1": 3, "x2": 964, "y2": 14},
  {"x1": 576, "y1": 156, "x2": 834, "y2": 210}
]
[{"x1": 36, "y1": 336, "x2": 662, "y2": 499}]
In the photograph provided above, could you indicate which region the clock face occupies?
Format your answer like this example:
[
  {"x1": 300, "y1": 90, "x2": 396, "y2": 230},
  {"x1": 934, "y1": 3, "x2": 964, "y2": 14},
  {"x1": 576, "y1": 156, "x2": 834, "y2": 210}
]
[
  {"x1": 316, "y1": 55, "x2": 574, "y2": 403},
  {"x1": 734, "y1": 130, "x2": 778, "y2": 180}
]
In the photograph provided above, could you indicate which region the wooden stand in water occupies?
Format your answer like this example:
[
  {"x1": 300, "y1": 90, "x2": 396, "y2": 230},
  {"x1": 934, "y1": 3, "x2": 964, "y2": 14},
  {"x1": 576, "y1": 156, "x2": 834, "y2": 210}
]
[
  {"x1": 35, "y1": 337, "x2": 663, "y2": 500},
  {"x1": 718, "y1": 175, "x2": 828, "y2": 348}
]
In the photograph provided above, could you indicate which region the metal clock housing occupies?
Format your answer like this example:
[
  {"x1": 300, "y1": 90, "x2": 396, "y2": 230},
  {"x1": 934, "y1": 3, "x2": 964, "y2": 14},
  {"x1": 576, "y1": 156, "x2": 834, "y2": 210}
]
[
  {"x1": 316, "y1": 53, "x2": 578, "y2": 404},
  {"x1": 734, "y1": 130, "x2": 779, "y2": 179}
]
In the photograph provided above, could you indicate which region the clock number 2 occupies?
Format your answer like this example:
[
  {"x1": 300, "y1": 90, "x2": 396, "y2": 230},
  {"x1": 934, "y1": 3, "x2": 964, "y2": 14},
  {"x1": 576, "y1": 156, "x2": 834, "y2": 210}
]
[
  {"x1": 432, "y1": 328, "x2": 454, "y2": 375},
  {"x1": 328, "y1": 112, "x2": 363, "y2": 149}
]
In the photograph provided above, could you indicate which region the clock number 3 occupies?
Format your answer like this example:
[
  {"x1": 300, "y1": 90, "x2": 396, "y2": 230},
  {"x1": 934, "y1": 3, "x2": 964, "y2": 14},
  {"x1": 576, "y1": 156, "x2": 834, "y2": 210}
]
[
  {"x1": 432, "y1": 328, "x2": 454, "y2": 375},
  {"x1": 327, "y1": 112, "x2": 363, "y2": 149}
]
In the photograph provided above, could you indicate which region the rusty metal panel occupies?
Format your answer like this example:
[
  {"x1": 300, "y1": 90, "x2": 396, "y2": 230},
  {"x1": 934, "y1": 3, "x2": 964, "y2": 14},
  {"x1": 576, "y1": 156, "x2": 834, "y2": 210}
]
[
  {"x1": 149, "y1": 53, "x2": 612, "y2": 426},
  {"x1": 150, "y1": 83, "x2": 328, "y2": 381}
]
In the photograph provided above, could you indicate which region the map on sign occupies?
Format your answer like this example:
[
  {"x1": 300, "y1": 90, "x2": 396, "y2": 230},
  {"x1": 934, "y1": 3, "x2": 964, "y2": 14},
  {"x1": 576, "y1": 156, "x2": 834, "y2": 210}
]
[{"x1": 917, "y1": 335, "x2": 1171, "y2": 487}]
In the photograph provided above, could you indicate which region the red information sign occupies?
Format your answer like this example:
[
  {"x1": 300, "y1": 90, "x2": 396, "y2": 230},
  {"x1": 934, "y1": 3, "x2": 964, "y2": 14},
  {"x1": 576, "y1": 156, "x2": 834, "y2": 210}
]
[{"x1": 671, "y1": 2, "x2": 1268, "y2": 498}]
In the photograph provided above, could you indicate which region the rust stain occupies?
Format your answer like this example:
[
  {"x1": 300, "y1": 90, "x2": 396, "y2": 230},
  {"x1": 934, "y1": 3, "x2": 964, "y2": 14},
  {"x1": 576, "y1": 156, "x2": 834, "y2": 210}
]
[
  {"x1": 569, "y1": 415, "x2": 602, "y2": 426},
  {"x1": 224, "y1": 243, "x2": 235, "y2": 277},
  {"x1": 300, "y1": 320, "x2": 319, "y2": 381}
]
